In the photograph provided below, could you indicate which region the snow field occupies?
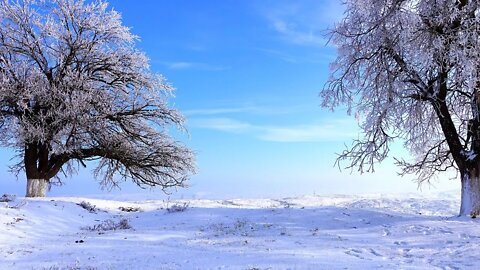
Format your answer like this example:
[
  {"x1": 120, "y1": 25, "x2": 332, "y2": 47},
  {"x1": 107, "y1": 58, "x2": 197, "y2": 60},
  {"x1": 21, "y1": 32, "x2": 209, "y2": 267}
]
[{"x1": 1, "y1": 193, "x2": 479, "y2": 269}]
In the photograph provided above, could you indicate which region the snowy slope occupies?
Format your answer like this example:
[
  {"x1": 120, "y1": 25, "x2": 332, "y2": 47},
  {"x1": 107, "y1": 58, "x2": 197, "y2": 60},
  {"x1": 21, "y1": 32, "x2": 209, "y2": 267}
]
[{"x1": 1, "y1": 193, "x2": 479, "y2": 269}]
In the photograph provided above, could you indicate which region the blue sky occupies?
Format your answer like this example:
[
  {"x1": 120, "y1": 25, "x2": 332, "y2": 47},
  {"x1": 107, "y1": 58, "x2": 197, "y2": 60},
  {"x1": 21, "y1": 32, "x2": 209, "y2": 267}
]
[{"x1": 1, "y1": 0, "x2": 459, "y2": 198}]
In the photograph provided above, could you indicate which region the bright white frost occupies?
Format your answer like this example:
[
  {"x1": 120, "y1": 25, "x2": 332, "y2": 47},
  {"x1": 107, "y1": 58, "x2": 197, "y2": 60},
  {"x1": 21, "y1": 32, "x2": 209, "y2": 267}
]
[
  {"x1": 321, "y1": 0, "x2": 480, "y2": 215},
  {"x1": 0, "y1": 0, "x2": 195, "y2": 191},
  {"x1": 322, "y1": 0, "x2": 480, "y2": 181}
]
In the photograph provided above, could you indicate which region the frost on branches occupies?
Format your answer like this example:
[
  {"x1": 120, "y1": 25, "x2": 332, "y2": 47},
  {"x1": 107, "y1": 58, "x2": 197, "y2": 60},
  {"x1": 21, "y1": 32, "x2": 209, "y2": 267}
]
[
  {"x1": 0, "y1": 0, "x2": 195, "y2": 197},
  {"x1": 321, "y1": 0, "x2": 480, "y2": 216}
]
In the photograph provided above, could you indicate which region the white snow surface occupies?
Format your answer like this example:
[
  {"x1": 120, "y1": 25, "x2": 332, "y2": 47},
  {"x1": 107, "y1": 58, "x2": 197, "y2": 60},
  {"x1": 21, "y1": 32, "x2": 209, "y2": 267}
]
[{"x1": 1, "y1": 192, "x2": 479, "y2": 269}]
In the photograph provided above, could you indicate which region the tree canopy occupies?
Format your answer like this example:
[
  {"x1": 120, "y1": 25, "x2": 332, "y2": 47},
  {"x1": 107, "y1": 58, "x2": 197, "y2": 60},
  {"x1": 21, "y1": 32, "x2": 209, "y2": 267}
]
[
  {"x1": 321, "y1": 0, "x2": 480, "y2": 215},
  {"x1": 0, "y1": 0, "x2": 195, "y2": 196}
]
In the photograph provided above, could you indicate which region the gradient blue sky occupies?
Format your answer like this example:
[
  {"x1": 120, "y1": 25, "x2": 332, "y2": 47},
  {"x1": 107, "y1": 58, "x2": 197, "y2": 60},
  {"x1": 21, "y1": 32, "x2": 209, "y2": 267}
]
[{"x1": 1, "y1": 0, "x2": 459, "y2": 198}]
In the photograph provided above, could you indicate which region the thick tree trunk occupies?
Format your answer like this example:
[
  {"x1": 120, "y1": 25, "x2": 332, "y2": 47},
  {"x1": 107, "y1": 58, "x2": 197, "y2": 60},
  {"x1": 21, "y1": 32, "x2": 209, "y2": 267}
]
[
  {"x1": 460, "y1": 166, "x2": 480, "y2": 217},
  {"x1": 24, "y1": 142, "x2": 54, "y2": 197},
  {"x1": 26, "y1": 178, "x2": 49, "y2": 197}
]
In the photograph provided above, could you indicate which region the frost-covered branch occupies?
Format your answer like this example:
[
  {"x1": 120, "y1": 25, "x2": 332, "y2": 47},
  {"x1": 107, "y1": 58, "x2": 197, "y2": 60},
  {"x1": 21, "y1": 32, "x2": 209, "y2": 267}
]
[
  {"x1": 0, "y1": 0, "x2": 195, "y2": 196},
  {"x1": 322, "y1": 0, "x2": 480, "y2": 182},
  {"x1": 395, "y1": 139, "x2": 456, "y2": 183}
]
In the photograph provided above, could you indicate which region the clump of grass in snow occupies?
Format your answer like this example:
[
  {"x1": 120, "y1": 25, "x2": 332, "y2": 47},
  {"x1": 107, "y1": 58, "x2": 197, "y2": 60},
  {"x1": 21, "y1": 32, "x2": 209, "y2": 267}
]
[
  {"x1": 119, "y1": 206, "x2": 141, "y2": 212},
  {"x1": 82, "y1": 218, "x2": 131, "y2": 232},
  {"x1": 42, "y1": 259, "x2": 97, "y2": 270},
  {"x1": 0, "y1": 194, "x2": 15, "y2": 202},
  {"x1": 166, "y1": 202, "x2": 190, "y2": 213},
  {"x1": 77, "y1": 201, "x2": 97, "y2": 213}
]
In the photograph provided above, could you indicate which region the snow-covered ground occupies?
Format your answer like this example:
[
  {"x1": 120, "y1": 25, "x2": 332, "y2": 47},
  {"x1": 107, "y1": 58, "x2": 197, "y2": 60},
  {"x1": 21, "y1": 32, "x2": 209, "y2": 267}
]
[{"x1": 1, "y1": 192, "x2": 479, "y2": 269}]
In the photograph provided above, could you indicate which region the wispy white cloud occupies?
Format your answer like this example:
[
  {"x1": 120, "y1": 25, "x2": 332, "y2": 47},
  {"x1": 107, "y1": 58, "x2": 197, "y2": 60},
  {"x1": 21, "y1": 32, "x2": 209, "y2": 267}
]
[
  {"x1": 184, "y1": 104, "x2": 312, "y2": 117},
  {"x1": 189, "y1": 117, "x2": 358, "y2": 142},
  {"x1": 185, "y1": 107, "x2": 261, "y2": 116},
  {"x1": 258, "y1": 123, "x2": 357, "y2": 142},
  {"x1": 163, "y1": 61, "x2": 229, "y2": 71},
  {"x1": 258, "y1": 0, "x2": 344, "y2": 47},
  {"x1": 270, "y1": 18, "x2": 328, "y2": 46},
  {"x1": 255, "y1": 47, "x2": 336, "y2": 64},
  {"x1": 189, "y1": 118, "x2": 252, "y2": 133},
  {"x1": 168, "y1": 62, "x2": 195, "y2": 70}
]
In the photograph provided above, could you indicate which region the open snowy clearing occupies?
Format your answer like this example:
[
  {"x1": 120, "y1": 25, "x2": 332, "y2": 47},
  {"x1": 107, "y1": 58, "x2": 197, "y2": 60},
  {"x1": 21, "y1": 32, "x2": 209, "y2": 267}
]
[{"x1": 1, "y1": 192, "x2": 479, "y2": 269}]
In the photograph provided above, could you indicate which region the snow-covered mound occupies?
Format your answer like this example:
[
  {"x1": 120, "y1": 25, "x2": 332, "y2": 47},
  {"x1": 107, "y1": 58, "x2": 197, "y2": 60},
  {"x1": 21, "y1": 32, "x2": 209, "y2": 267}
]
[{"x1": 1, "y1": 193, "x2": 479, "y2": 269}]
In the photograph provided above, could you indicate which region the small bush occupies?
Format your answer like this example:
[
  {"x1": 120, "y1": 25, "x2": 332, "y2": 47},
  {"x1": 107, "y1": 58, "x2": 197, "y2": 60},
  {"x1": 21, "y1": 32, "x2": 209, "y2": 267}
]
[
  {"x1": 119, "y1": 206, "x2": 141, "y2": 212},
  {"x1": 77, "y1": 201, "x2": 97, "y2": 213},
  {"x1": 0, "y1": 194, "x2": 16, "y2": 202},
  {"x1": 166, "y1": 202, "x2": 189, "y2": 213},
  {"x1": 82, "y1": 218, "x2": 131, "y2": 232}
]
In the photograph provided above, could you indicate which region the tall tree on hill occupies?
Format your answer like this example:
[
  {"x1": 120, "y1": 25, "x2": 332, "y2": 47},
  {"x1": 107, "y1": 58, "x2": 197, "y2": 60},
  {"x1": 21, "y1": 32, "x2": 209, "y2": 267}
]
[
  {"x1": 321, "y1": 0, "x2": 480, "y2": 216},
  {"x1": 0, "y1": 0, "x2": 195, "y2": 197}
]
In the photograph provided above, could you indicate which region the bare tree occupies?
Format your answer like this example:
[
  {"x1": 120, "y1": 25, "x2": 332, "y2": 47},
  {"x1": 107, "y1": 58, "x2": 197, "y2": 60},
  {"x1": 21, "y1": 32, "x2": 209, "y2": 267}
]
[
  {"x1": 321, "y1": 0, "x2": 480, "y2": 216},
  {"x1": 0, "y1": 0, "x2": 195, "y2": 197}
]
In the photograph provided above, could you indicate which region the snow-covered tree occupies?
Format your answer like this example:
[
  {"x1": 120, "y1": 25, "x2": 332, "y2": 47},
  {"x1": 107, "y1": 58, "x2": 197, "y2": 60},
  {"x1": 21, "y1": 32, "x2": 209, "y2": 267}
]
[
  {"x1": 321, "y1": 0, "x2": 480, "y2": 216},
  {"x1": 0, "y1": 0, "x2": 195, "y2": 197}
]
